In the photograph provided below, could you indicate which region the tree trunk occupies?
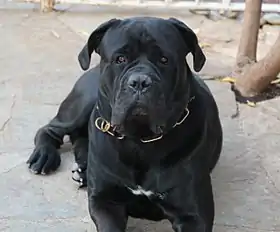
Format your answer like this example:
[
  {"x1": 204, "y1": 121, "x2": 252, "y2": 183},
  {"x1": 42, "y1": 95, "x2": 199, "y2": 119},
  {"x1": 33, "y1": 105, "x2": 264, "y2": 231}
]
[
  {"x1": 233, "y1": 0, "x2": 280, "y2": 97},
  {"x1": 235, "y1": 0, "x2": 262, "y2": 71},
  {"x1": 235, "y1": 32, "x2": 280, "y2": 97}
]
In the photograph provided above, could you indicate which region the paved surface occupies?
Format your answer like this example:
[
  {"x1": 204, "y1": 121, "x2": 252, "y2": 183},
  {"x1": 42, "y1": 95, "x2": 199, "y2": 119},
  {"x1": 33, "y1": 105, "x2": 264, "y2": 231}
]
[{"x1": 1, "y1": 9, "x2": 280, "y2": 232}]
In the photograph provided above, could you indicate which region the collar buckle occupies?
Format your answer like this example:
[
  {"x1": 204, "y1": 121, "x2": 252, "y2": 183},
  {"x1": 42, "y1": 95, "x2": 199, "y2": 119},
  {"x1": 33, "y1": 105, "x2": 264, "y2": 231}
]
[{"x1": 95, "y1": 117, "x2": 124, "y2": 140}]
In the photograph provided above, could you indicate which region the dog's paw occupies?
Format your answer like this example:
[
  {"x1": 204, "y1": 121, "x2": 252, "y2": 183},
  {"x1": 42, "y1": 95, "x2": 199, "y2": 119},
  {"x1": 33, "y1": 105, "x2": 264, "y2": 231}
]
[
  {"x1": 72, "y1": 162, "x2": 87, "y2": 188},
  {"x1": 27, "y1": 145, "x2": 61, "y2": 175}
]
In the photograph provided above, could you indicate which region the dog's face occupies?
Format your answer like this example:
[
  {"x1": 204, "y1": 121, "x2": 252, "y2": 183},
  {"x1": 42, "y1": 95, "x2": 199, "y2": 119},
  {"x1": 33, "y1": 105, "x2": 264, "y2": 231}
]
[{"x1": 78, "y1": 17, "x2": 205, "y2": 138}]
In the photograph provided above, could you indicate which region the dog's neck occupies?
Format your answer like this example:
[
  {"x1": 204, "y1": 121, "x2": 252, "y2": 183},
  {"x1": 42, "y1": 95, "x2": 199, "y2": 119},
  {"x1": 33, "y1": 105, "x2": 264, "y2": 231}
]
[
  {"x1": 96, "y1": 92, "x2": 112, "y2": 122},
  {"x1": 163, "y1": 66, "x2": 195, "y2": 132}
]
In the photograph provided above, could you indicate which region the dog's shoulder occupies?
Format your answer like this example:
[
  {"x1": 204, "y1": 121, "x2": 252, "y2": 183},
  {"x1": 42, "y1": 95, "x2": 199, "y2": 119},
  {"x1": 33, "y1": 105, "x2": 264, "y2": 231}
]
[
  {"x1": 192, "y1": 73, "x2": 211, "y2": 96},
  {"x1": 191, "y1": 73, "x2": 219, "y2": 113},
  {"x1": 70, "y1": 65, "x2": 101, "y2": 102},
  {"x1": 75, "y1": 65, "x2": 100, "y2": 90}
]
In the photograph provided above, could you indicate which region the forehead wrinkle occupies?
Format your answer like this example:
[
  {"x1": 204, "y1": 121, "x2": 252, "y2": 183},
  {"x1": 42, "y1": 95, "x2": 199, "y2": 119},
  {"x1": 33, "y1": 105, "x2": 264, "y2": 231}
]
[
  {"x1": 101, "y1": 30, "x2": 133, "y2": 57},
  {"x1": 101, "y1": 19, "x2": 180, "y2": 57},
  {"x1": 123, "y1": 23, "x2": 171, "y2": 55},
  {"x1": 126, "y1": 19, "x2": 182, "y2": 55},
  {"x1": 145, "y1": 23, "x2": 180, "y2": 47}
]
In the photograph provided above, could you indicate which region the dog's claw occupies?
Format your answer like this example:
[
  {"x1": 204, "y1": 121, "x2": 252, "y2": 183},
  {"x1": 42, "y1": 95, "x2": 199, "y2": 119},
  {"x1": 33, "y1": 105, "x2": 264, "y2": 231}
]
[
  {"x1": 72, "y1": 162, "x2": 79, "y2": 172},
  {"x1": 72, "y1": 162, "x2": 87, "y2": 188},
  {"x1": 27, "y1": 145, "x2": 61, "y2": 174},
  {"x1": 72, "y1": 170, "x2": 80, "y2": 181},
  {"x1": 29, "y1": 168, "x2": 39, "y2": 175}
]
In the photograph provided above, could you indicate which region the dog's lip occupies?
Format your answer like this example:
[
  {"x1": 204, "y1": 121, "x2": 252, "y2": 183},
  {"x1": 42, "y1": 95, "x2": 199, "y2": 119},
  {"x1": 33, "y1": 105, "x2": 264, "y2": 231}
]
[
  {"x1": 130, "y1": 107, "x2": 148, "y2": 116},
  {"x1": 111, "y1": 124, "x2": 125, "y2": 134},
  {"x1": 110, "y1": 104, "x2": 165, "y2": 138},
  {"x1": 150, "y1": 124, "x2": 163, "y2": 135}
]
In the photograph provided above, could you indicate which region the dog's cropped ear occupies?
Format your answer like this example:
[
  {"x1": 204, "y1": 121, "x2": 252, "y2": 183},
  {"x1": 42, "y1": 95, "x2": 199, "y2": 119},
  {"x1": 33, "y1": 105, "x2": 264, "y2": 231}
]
[
  {"x1": 168, "y1": 17, "x2": 206, "y2": 72},
  {"x1": 78, "y1": 18, "x2": 121, "y2": 71}
]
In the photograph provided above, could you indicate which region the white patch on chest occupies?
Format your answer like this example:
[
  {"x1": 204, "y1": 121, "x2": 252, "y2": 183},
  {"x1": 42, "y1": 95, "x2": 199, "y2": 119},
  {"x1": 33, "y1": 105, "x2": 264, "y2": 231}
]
[{"x1": 127, "y1": 185, "x2": 154, "y2": 197}]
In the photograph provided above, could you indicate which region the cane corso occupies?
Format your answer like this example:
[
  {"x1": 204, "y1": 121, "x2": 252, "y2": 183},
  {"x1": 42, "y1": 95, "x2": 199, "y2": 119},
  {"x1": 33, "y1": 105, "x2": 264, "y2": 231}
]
[{"x1": 27, "y1": 17, "x2": 223, "y2": 232}]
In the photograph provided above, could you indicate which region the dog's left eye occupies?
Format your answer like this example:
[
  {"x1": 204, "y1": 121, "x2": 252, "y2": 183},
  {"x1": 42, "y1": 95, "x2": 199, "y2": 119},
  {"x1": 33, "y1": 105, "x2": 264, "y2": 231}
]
[
  {"x1": 159, "y1": 56, "x2": 168, "y2": 65},
  {"x1": 115, "y1": 55, "x2": 127, "y2": 64}
]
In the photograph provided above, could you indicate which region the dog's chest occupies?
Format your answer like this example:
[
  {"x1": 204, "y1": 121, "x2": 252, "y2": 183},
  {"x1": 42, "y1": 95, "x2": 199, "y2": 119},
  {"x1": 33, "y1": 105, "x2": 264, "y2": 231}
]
[
  {"x1": 126, "y1": 185, "x2": 166, "y2": 200},
  {"x1": 127, "y1": 185, "x2": 154, "y2": 197}
]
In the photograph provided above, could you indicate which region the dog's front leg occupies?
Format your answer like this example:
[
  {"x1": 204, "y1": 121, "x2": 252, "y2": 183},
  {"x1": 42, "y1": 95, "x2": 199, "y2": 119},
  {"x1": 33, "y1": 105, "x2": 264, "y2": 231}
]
[
  {"x1": 27, "y1": 85, "x2": 95, "y2": 175},
  {"x1": 88, "y1": 197, "x2": 128, "y2": 232},
  {"x1": 166, "y1": 174, "x2": 214, "y2": 232}
]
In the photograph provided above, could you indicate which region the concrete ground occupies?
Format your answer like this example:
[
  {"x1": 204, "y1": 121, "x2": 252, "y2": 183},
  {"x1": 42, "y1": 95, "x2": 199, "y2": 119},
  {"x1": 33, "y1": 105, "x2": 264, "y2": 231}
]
[{"x1": 1, "y1": 9, "x2": 280, "y2": 232}]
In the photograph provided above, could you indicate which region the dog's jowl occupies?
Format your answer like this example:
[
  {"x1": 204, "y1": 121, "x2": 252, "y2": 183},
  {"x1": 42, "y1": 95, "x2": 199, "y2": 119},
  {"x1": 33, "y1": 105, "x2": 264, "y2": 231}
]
[{"x1": 27, "y1": 17, "x2": 223, "y2": 232}]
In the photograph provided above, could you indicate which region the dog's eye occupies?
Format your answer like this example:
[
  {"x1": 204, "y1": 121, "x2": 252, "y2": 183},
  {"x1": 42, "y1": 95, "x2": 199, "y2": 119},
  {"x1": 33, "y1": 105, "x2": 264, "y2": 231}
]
[
  {"x1": 159, "y1": 56, "x2": 168, "y2": 65},
  {"x1": 115, "y1": 55, "x2": 127, "y2": 64}
]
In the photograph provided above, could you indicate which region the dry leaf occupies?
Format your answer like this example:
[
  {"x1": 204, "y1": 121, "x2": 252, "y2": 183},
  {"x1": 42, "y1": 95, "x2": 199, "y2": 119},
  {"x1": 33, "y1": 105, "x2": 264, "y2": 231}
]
[
  {"x1": 271, "y1": 78, "x2": 280, "y2": 84},
  {"x1": 246, "y1": 100, "x2": 256, "y2": 107},
  {"x1": 199, "y1": 42, "x2": 211, "y2": 49},
  {"x1": 51, "y1": 30, "x2": 60, "y2": 39},
  {"x1": 220, "y1": 77, "x2": 236, "y2": 83}
]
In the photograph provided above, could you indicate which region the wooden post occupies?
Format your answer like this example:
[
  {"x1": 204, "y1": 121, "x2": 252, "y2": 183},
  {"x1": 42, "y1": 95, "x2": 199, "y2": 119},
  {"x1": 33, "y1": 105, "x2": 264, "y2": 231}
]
[
  {"x1": 40, "y1": 0, "x2": 54, "y2": 12},
  {"x1": 235, "y1": 0, "x2": 262, "y2": 69}
]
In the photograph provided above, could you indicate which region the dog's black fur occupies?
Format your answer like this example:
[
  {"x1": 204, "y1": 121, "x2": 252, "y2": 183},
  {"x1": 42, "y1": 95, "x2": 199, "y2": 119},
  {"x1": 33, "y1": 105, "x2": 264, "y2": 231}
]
[{"x1": 27, "y1": 17, "x2": 223, "y2": 232}]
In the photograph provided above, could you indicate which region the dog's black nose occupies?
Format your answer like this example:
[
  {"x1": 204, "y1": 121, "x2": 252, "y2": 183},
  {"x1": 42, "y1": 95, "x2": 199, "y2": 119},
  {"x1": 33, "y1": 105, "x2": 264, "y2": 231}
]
[{"x1": 128, "y1": 74, "x2": 152, "y2": 91}]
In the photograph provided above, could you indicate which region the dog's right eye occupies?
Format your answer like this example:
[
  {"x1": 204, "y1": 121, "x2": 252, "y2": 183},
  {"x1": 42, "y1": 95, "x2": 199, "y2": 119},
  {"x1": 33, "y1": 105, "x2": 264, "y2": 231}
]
[
  {"x1": 159, "y1": 56, "x2": 168, "y2": 65},
  {"x1": 115, "y1": 55, "x2": 127, "y2": 64}
]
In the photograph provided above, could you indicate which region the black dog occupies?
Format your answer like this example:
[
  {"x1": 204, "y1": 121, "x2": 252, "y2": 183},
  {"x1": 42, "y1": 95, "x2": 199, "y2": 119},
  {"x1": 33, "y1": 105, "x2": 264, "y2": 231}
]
[{"x1": 27, "y1": 17, "x2": 223, "y2": 232}]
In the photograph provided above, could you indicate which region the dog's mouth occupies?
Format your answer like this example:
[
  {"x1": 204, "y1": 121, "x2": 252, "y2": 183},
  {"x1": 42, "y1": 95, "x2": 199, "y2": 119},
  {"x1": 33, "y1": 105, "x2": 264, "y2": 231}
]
[{"x1": 112, "y1": 105, "x2": 163, "y2": 139}]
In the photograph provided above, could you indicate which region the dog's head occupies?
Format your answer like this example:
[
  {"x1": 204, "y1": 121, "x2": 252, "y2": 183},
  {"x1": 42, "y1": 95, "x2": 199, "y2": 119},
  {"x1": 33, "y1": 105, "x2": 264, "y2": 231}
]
[{"x1": 78, "y1": 17, "x2": 205, "y2": 138}]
